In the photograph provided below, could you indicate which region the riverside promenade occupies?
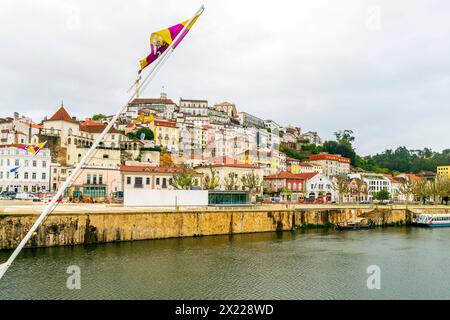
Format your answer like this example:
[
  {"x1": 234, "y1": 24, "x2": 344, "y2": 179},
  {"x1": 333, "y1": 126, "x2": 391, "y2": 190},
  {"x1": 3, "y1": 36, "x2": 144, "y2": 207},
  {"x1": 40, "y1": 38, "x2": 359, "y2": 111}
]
[{"x1": 0, "y1": 201, "x2": 449, "y2": 250}]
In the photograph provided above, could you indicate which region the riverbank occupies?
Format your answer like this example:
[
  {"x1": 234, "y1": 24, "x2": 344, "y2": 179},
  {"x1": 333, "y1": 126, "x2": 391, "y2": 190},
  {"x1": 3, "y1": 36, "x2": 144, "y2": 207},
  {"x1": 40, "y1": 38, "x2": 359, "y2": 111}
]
[{"x1": 0, "y1": 202, "x2": 449, "y2": 249}]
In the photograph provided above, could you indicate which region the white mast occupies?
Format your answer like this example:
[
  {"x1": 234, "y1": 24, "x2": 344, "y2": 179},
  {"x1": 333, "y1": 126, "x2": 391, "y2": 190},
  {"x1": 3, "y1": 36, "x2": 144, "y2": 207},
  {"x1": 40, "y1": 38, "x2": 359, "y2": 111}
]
[{"x1": 0, "y1": 4, "x2": 205, "y2": 281}]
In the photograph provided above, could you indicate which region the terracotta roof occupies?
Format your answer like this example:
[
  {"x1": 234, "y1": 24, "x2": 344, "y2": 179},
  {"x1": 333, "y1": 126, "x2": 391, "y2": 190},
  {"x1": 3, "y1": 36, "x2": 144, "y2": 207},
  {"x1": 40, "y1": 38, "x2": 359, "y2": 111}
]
[
  {"x1": 120, "y1": 165, "x2": 200, "y2": 174},
  {"x1": 81, "y1": 119, "x2": 105, "y2": 126},
  {"x1": 31, "y1": 124, "x2": 43, "y2": 129},
  {"x1": 79, "y1": 124, "x2": 120, "y2": 134},
  {"x1": 130, "y1": 98, "x2": 175, "y2": 105},
  {"x1": 47, "y1": 106, "x2": 78, "y2": 123},
  {"x1": 309, "y1": 153, "x2": 351, "y2": 164},
  {"x1": 286, "y1": 157, "x2": 300, "y2": 162},
  {"x1": 154, "y1": 120, "x2": 177, "y2": 128}
]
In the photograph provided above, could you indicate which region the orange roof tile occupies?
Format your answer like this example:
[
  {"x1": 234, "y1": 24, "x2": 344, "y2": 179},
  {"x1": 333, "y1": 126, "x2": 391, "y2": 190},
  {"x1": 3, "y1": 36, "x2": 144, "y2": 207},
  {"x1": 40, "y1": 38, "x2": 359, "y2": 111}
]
[{"x1": 47, "y1": 106, "x2": 78, "y2": 123}]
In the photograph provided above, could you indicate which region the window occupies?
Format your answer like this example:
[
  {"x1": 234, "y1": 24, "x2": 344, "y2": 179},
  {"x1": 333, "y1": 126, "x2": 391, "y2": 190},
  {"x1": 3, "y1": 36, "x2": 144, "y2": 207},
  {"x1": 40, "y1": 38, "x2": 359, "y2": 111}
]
[
  {"x1": 99, "y1": 175, "x2": 103, "y2": 185},
  {"x1": 25, "y1": 160, "x2": 29, "y2": 167},
  {"x1": 42, "y1": 173, "x2": 46, "y2": 180},
  {"x1": 42, "y1": 161, "x2": 46, "y2": 168},
  {"x1": 87, "y1": 174, "x2": 91, "y2": 184},
  {"x1": 32, "y1": 160, "x2": 36, "y2": 167},
  {"x1": 15, "y1": 159, "x2": 19, "y2": 166},
  {"x1": 156, "y1": 178, "x2": 160, "y2": 185},
  {"x1": 103, "y1": 154, "x2": 109, "y2": 159},
  {"x1": 126, "y1": 177, "x2": 131, "y2": 185},
  {"x1": 24, "y1": 172, "x2": 28, "y2": 179},
  {"x1": 32, "y1": 173, "x2": 36, "y2": 180},
  {"x1": 135, "y1": 177, "x2": 143, "y2": 187},
  {"x1": 146, "y1": 177, "x2": 150, "y2": 185},
  {"x1": 93, "y1": 175, "x2": 97, "y2": 184}
]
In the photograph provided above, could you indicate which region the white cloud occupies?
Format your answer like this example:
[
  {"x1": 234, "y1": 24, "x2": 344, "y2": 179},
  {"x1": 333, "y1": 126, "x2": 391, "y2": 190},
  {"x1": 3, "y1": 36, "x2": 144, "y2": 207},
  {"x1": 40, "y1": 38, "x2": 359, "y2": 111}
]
[{"x1": 0, "y1": 0, "x2": 449, "y2": 155}]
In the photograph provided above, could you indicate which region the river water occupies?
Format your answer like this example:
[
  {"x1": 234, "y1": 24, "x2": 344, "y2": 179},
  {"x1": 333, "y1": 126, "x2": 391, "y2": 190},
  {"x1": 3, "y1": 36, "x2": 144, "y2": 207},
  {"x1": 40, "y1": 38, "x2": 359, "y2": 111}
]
[{"x1": 0, "y1": 227, "x2": 449, "y2": 300}]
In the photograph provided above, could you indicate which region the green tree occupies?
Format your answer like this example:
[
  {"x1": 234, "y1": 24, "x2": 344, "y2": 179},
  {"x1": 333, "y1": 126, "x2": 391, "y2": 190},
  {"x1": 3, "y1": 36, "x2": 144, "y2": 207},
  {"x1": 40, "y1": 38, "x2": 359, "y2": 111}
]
[
  {"x1": 374, "y1": 189, "x2": 390, "y2": 201},
  {"x1": 241, "y1": 171, "x2": 262, "y2": 196},
  {"x1": 92, "y1": 114, "x2": 106, "y2": 121},
  {"x1": 171, "y1": 164, "x2": 194, "y2": 190},
  {"x1": 203, "y1": 167, "x2": 220, "y2": 190},
  {"x1": 334, "y1": 174, "x2": 349, "y2": 204},
  {"x1": 224, "y1": 172, "x2": 239, "y2": 191},
  {"x1": 411, "y1": 178, "x2": 430, "y2": 204},
  {"x1": 127, "y1": 128, "x2": 154, "y2": 141}
]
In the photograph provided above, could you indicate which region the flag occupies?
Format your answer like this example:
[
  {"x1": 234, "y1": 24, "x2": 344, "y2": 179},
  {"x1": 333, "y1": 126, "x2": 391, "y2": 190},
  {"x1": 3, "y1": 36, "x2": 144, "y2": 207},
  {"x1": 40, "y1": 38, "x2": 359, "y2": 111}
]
[
  {"x1": 19, "y1": 141, "x2": 47, "y2": 155},
  {"x1": 138, "y1": 12, "x2": 202, "y2": 74},
  {"x1": 9, "y1": 166, "x2": 20, "y2": 173}
]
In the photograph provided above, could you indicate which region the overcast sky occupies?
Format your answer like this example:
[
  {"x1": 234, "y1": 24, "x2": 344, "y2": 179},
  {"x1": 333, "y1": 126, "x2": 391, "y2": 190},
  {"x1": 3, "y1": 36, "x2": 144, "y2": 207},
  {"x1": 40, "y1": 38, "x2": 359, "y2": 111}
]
[{"x1": 1, "y1": 0, "x2": 449, "y2": 155}]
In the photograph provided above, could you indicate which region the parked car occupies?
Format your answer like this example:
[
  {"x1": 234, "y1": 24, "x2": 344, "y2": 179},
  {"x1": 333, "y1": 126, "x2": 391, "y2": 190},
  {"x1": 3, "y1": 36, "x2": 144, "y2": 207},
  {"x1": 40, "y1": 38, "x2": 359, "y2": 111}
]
[
  {"x1": 15, "y1": 193, "x2": 39, "y2": 201},
  {"x1": 0, "y1": 191, "x2": 16, "y2": 200}
]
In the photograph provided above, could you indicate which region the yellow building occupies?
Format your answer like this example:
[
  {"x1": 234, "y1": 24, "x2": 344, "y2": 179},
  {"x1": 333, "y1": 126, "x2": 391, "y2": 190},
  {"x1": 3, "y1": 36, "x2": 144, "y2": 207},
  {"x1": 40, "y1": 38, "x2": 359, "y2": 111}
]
[
  {"x1": 437, "y1": 166, "x2": 450, "y2": 178},
  {"x1": 149, "y1": 119, "x2": 180, "y2": 152},
  {"x1": 132, "y1": 113, "x2": 155, "y2": 125}
]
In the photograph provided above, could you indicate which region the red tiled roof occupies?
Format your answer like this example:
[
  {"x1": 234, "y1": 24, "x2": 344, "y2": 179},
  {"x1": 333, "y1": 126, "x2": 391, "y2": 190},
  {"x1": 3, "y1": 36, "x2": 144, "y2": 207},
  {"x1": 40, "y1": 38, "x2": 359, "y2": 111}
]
[
  {"x1": 79, "y1": 124, "x2": 120, "y2": 134},
  {"x1": 154, "y1": 120, "x2": 177, "y2": 128},
  {"x1": 309, "y1": 153, "x2": 351, "y2": 164},
  {"x1": 299, "y1": 162, "x2": 314, "y2": 167},
  {"x1": 47, "y1": 107, "x2": 78, "y2": 123},
  {"x1": 130, "y1": 98, "x2": 175, "y2": 105},
  {"x1": 81, "y1": 119, "x2": 105, "y2": 126}
]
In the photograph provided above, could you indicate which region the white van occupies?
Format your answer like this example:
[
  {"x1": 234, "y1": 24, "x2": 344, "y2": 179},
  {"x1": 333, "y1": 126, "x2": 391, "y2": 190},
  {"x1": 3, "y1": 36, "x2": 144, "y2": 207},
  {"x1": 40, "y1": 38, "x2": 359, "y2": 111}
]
[{"x1": 15, "y1": 193, "x2": 39, "y2": 201}]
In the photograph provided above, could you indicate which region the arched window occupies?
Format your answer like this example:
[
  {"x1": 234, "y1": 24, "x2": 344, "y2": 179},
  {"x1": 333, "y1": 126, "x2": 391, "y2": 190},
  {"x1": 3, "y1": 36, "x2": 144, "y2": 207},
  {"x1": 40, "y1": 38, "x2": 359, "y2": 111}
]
[{"x1": 67, "y1": 138, "x2": 71, "y2": 144}]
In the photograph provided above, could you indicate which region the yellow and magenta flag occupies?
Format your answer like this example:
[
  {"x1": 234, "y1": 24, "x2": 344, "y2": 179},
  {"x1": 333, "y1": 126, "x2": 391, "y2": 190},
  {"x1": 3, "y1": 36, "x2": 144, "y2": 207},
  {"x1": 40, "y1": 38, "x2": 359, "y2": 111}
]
[
  {"x1": 139, "y1": 13, "x2": 202, "y2": 74},
  {"x1": 19, "y1": 141, "x2": 47, "y2": 155}
]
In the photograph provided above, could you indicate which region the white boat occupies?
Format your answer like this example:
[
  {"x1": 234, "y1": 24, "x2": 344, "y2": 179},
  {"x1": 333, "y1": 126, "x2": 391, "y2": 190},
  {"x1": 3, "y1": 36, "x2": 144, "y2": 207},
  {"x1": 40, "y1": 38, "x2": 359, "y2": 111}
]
[{"x1": 413, "y1": 214, "x2": 450, "y2": 227}]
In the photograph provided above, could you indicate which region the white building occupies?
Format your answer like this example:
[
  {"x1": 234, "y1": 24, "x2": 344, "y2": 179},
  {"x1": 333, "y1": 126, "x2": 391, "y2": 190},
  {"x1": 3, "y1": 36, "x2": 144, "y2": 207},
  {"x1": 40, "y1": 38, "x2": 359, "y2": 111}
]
[
  {"x1": 349, "y1": 173, "x2": 392, "y2": 200},
  {"x1": 305, "y1": 173, "x2": 337, "y2": 202},
  {"x1": 179, "y1": 98, "x2": 209, "y2": 116},
  {"x1": 0, "y1": 145, "x2": 51, "y2": 194}
]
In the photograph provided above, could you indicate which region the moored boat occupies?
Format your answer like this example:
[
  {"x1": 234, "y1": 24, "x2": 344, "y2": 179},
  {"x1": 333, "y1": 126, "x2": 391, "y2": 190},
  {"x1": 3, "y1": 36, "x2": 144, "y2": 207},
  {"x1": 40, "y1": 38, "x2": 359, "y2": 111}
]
[
  {"x1": 336, "y1": 218, "x2": 373, "y2": 231},
  {"x1": 413, "y1": 214, "x2": 450, "y2": 228}
]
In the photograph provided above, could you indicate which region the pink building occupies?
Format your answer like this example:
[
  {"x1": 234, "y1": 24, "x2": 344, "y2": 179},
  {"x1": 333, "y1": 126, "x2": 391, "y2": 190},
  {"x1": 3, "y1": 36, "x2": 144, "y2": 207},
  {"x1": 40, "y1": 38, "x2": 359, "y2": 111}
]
[{"x1": 70, "y1": 167, "x2": 122, "y2": 199}]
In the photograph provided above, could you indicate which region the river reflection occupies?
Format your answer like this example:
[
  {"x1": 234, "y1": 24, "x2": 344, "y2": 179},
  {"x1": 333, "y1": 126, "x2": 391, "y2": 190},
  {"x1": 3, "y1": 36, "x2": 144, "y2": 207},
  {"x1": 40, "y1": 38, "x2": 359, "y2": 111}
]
[{"x1": 0, "y1": 227, "x2": 449, "y2": 299}]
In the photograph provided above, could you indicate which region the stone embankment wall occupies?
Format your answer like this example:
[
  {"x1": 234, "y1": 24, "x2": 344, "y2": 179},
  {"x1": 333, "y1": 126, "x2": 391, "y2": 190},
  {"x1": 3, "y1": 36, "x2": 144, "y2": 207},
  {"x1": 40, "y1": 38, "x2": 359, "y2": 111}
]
[{"x1": 0, "y1": 206, "x2": 448, "y2": 249}]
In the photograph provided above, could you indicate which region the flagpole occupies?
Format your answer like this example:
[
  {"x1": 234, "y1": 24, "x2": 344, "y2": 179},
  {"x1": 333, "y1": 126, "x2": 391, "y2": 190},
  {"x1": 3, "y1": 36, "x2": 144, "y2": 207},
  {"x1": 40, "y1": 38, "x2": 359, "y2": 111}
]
[{"x1": 0, "y1": 4, "x2": 205, "y2": 280}]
